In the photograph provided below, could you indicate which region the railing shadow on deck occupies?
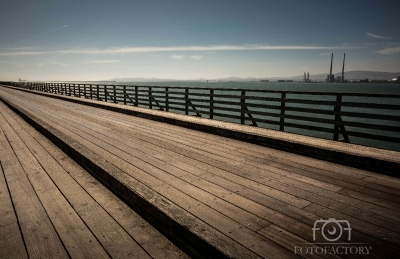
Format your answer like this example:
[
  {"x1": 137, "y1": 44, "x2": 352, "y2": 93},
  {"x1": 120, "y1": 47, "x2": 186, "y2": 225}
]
[{"x1": 2, "y1": 81, "x2": 400, "y2": 151}]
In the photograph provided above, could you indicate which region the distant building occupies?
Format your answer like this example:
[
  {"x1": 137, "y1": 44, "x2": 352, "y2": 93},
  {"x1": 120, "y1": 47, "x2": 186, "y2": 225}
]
[
  {"x1": 303, "y1": 72, "x2": 311, "y2": 82},
  {"x1": 326, "y1": 75, "x2": 335, "y2": 82},
  {"x1": 277, "y1": 80, "x2": 285, "y2": 82},
  {"x1": 260, "y1": 80, "x2": 269, "y2": 82},
  {"x1": 286, "y1": 80, "x2": 294, "y2": 82}
]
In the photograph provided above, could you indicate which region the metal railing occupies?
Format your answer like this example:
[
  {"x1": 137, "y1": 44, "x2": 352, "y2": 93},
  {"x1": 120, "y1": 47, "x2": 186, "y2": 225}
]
[{"x1": 2, "y1": 81, "x2": 400, "y2": 148}]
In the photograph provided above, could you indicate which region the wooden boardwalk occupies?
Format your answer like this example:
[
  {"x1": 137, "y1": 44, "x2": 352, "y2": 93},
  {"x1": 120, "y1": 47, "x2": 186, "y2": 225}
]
[
  {"x1": 1, "y1": 86, "x2": 400, "y2": 258},
  {"x1": 0, "y1": 94, "x2": 188, "y2": 258}
]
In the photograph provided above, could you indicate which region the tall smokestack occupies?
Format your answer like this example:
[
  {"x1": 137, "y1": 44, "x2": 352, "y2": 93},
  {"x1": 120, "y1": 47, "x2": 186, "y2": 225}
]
[
  {"x1": 342, "y1": 53, "x2": 345, "y2": 82},
  {"x1": 330, "y1": 53, "x2": 333, "y2": 81}
]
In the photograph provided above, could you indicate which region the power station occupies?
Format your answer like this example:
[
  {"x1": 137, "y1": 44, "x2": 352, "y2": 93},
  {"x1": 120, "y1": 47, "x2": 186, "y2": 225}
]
[{"x1": 326, "y1": 53, "x2": 346, "y2": 83}]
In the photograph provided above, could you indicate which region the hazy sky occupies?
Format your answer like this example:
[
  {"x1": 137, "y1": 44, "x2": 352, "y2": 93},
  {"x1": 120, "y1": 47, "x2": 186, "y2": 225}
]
[{"x1": 0, "y1": 0, "x2": 399, "y2": 81}]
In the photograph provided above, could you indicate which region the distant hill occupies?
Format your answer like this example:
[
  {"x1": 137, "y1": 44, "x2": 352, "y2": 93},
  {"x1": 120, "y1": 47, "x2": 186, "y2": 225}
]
[
  {"x1": 110, "y1": 77, "x2": 176, "y2": 82},
  {"x1": 110, "y1": 71, "x2": 400, "y2": 82}
]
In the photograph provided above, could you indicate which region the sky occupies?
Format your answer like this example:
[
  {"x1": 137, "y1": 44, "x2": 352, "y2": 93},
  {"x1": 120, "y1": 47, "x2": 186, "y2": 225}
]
[{"x1": 0, "y1": 0, "x2": 399, "y2": 81}]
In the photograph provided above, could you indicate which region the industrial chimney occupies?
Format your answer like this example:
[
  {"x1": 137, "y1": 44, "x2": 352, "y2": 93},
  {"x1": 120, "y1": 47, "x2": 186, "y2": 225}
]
[
  {"x1": 342, "y1": 53, "x2": 345, "y2": 82},
  {"x1": 326, "y1": 53, "x2": 335, "y2": 82}
]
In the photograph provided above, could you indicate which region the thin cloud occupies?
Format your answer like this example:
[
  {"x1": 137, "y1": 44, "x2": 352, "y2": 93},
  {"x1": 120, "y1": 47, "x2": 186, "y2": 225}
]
[
  {"x1": 0, "y1": 44, "x2": 361, "y2": 56},
  {"x1": 84, "y1": 60, "x2": 120, "y2": 64},
  {"x1": 33, "y1": 25, "x2": 69, "y2": 38},
  {"x1": 377, "y1": 46, "x2": 400, "y2": 55},
  {"x1": 0, "y1": 60, "x2": 25, "y2": 67},
  {"x1": 50, "y1": 61, "x2": 68, "y2": 67},
  {"x1": 171, "y1": 55, "x2": 183, "y2": 60},
  {"x1": 366, "y1": 32, "x2": 391, "y2": 39},
  {"x1": 190, "y1": 55, "x2": 202, "y2": 60}
]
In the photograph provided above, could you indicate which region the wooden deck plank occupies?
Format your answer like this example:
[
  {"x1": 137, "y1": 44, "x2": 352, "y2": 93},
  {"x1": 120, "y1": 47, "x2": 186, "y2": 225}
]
[
  {"x1": 0, "y1": 116, "x2": 69, "y2": 259},
  {"x1": 303, "y1": 203, "x2": 400, "y2": 258},
  {"x1": 72, "y1": 104, "x2": 383, "y2": 180},
  {"x1": 1, "y1": 95, "x2": 250, "y2": 258},
  {"x1": 201, "y1": 162, "x2": 400, "y2": 234},
  {"x1": 72, "y1": 116, "x2": 313, "y2": 209},
  {"x1": 0, "y1": 156, "x2": 28, "y2": 259},
  {"x1": 258, "y1": 225, "x2": 342, "y2": 259},
  {"x1": 1, "y1": 106, "x2": 156, "y2": 259},
  {"x1": 18, "y1": 99, "x2": 390, "y2": 256},
  {"x1": 0, "y1": 109, "x2": 111, "y2": 259},
  {"x1": 0, "y1": 223, "x2": 28, "y2": 259},
  {"x1": 84, "y1": 106, "x2": 400, "y2": 196},
  {"x1": 1, "y1": 86, "x2": 400, "y2": 258},
  {"x1": 3, "y1": 90, "x2": 400, "y2": 222},
  {"x1": 6, "y1": 106, "x2": 189, "y2": 259},
  {"x1": 154, "y1": 184, "x2": 296, "y2": 259},
  {"x1": 16, "y1": 92, "x2": 400, "y2": 204},
  {"x1": 0, "y1": 158, "x2": 18, "y2": 228},
  {"x1": 23, "y1": 96, "x2": 277, "y2": 234}
]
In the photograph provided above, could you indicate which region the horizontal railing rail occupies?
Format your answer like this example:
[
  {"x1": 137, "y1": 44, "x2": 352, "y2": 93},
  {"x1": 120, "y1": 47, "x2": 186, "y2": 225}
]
[{"x1": 2, "y1": 81, "x2": 400, "y2": 149}]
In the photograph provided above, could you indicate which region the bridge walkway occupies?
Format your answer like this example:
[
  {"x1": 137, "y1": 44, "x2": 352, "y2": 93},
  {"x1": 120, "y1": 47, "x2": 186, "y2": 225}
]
[
  {"x1": 0, "y1": 94, "x2": 188, "y2": 258},
  {"x1": 1, "y1": 86, "x2": 400, "y2": 258}
]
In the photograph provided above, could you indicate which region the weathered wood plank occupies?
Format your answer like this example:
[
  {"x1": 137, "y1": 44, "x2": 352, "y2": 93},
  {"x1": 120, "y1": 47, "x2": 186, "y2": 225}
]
[
  {"x1": 4, "y1": 102, "x2": 189, "y2": 259},
  {"x1": 8, "y1": 91, "x2": 400, "y2": 224},
  {"x1": 0, "y1": 94, "x2": 253, "y2": 258},
  {"x1": 154, "y1": 184, "x2": 296, "y2": 259},
  {"x1": 1, "y1": 86, "x2": 400, "y2": 259},
  {"x1": 0, "y1": 152, "x2": 28, "y2": 259},
  {"x1": 0, "y1": 223, "x2": 28, "y2": 259},
  {"x1": 258, "y1": 225, "x2": 342, "y2": 259},
  {"x1": 1, "y1": 105, "x2": 155, "y2": 259},
  {"x1": 29, "y1": 100, "x2": 273, "y2": 232},
  {"x1": 0, "y1": 117, "x2": 69, "y2": 259},
  {"x1": 0, "y1": 110, "x2": 110, "y2": 259},
  {"x1": 31, "y1": 103, "x2": 314, "y2": 210},
  {"x1": 303, "y1": 203, "x2": 400, "y2": 258}
]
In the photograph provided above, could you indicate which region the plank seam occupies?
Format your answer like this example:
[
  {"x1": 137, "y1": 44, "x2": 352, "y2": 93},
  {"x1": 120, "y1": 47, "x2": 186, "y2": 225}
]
[{"x1": 0, "y1": 159, "x2": 29, "y2": 257}]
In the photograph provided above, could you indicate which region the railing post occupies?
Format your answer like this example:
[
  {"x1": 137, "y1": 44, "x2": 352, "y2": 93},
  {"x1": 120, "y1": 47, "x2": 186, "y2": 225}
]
[
  {"x1": 135, "y1": 86, "x2": 138, "y2": 106},
  {"x1": 104, "y1": 85, "x2": 107, "y2": 102},
  {"x1": 149, "y1": 87, "x2": 152, "y2": 109},
  {"x1": 84, "y1": 84, "x2": 87, "y2": 98},
  {"x1": 123, "y1": 85, "x2": 126, "y2": 105},
  {"x1": 90, "y1": 84, "x2": 93, "y2": 99},
  {"x1": 185, "y1": 88, "x2": 189, "y2": 115},
  {"x1": 210, "y1": 89, "x2": 214, "y2": 119},
  {"x1": 97, "y1": 85, "x2": 100, "y2": 100},
  {"x1": 240, "y1": 90, "x2": 245, "y2": 124},
  {"x1": 165, "y1": 87, "x2": 169, "y2": 112},
  {"x1": 280, "y1": 92, "x2": 286, "y2": 131},
  {"x1": 333, "y1": 94, "x2": 342, "y2": 141},
  {"x1": 113, "y1": 85, "x2": 116, "y2": 103}
]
